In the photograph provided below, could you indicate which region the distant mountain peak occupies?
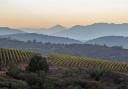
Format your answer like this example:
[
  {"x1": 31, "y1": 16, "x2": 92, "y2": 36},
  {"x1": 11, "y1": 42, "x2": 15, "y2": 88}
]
[{"x1": 49, "y1": 24, "x2": 66, "y2": 30}]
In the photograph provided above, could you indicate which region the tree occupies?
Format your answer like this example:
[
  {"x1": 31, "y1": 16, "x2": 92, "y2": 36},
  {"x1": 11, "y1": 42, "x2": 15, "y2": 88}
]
[{"x1": 26, "y1": 55, "x2": 49, "y2": 73}]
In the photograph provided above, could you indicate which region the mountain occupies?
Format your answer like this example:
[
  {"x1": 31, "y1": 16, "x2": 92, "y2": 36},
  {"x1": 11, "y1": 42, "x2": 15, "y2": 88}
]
[
  {"x1": 53, "y1": 23, "x2": 128, "y2": 41},
  {"x1": 47, "y1": 24, "x2": 66, "y2": 34},
  {"x1": 0, "y1": 27, "x2": 25, "y2": 35},
  {"x1": 21, "y1": 25, "x2": 66, "y2": 35},
  {"x1": 86, "y1": 36, "x2": 128, "y2": 49},
  {"x1": 0, "y1": 33, "x2": 81, "y2": 44}
]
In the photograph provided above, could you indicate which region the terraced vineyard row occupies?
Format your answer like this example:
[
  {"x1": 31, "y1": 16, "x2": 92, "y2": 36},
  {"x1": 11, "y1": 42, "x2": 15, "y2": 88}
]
[
  {"x1": 48, "y1": 55, "x2": 128, "y2": 73},
  {"x1": 0, "y1": 48, "x2": 40, "y2": 66}
]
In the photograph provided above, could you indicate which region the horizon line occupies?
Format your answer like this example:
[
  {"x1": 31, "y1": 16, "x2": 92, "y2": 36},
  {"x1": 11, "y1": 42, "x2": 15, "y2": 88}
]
[{"x1": 0, "y1": 22, "x2": 128, "y2": 29}]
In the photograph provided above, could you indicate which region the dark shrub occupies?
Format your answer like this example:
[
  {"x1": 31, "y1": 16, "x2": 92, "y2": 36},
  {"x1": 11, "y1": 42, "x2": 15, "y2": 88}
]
[
  {"x1": 0, "y1": 76, "x2": 29, "y2": 89},
  {"x1": 87, "y1": 68, "x2": 104, "y2": 81}
]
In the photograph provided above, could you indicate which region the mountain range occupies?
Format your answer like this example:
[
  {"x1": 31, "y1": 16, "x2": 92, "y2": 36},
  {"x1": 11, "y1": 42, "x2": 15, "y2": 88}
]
[
  {"x1": 53, "y1": 23, "x2": 128, "y2": 41},
  {"x1": 1, "y1": 23, "x2": 128, "y2": 47},
  {"x1": 20, "y1": 23, "x2": 128, "y2": 41}
]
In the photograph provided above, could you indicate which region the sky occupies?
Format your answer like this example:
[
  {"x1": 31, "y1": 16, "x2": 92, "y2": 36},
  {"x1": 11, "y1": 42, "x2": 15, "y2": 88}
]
[{"x1": 0, "y1": 0, "x2": 128, "y2": 28}]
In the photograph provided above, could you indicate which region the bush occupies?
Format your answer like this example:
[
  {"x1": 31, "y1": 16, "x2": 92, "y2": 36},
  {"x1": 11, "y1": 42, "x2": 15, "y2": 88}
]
[
  {"x1": 43, "y1": 76, "x2": 62, "y2": 89},
  {"x1": 6, "y1": 64, "x2": 21, "y2": 78},
  {"x1": 0, "y1": 76, "x2": 29, "y2": 89},
  {"x1": 67, "y1": 85, "x2": 84, "y2": 89},
  {"x1": 86, "y1": 68, "x2": 105, "y2": 81},
  {"x1": 16, "y1": 72, "x2": 45, "y2": 89}
]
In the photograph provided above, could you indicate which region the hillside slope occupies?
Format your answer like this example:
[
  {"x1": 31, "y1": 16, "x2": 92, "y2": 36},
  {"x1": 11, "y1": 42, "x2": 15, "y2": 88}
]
[
  {"x1": 0, "y1": 38, "x2": 128, "y2": 62},
  {"x1": 0, "y1": 33, "x2": 81, "y2": 44},
  {"x1": 0, "y1": 27, "x2": 24, "y2": 35},
  {"x1": 86, "y1": 36, "x2": 128, "y2": 49},
  {"x1": 21, "y1": 25, "x2": 66, "y2": 35},
  {"x1": 0, "y1": 48, "x2": 39, "y2": 67},
  {"x1": 48, "y1": 55, "x2": 128, "y2": 73}
]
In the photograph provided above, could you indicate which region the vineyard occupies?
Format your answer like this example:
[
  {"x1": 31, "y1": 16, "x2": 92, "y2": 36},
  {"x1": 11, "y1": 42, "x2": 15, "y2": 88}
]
[
  {"x1": 0, "y1": 48, "x2": 40, "y2": 66},
  {"x1": 48, "y1": 55, "x2": 128, "y2": 73},
  {"x1": 0, "y1": 48, "x2": 128, "y2": 73}
]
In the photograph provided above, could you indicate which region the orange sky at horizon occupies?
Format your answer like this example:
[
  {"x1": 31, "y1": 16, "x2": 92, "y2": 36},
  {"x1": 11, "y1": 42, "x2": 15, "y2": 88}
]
[{"x1": 0, "y1": 0, "x2": 128, "y2": 28}]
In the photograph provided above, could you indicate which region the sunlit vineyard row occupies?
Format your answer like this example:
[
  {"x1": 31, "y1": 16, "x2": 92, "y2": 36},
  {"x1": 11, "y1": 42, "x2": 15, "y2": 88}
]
[
  {"x1": 0, "y1": 48, "x2": 40, "y2": 66},
  {"x1": 48, "y1": 55, "x2": 128, "y2": 73}
]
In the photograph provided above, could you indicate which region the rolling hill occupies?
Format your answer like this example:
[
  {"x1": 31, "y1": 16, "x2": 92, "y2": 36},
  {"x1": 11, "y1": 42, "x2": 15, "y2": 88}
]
[
  {"x1": 86, "y1": 36, "x2": 128, "y2": 49},
  {"x1": 0, "y1": 33, "x2": 81, "y2": 44},
  {"x1": 0, "y1": 27, "x2": 25, "y2": 35},
  {"x1": 48, "y1": 55, "x2": 128, "y2": 73},
  {"x1": 0, "y1": 38, "x2": 128, "y2": 62},
  {"x1": 21, "y1": 25, "x2": 66, "y2": 35}
]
